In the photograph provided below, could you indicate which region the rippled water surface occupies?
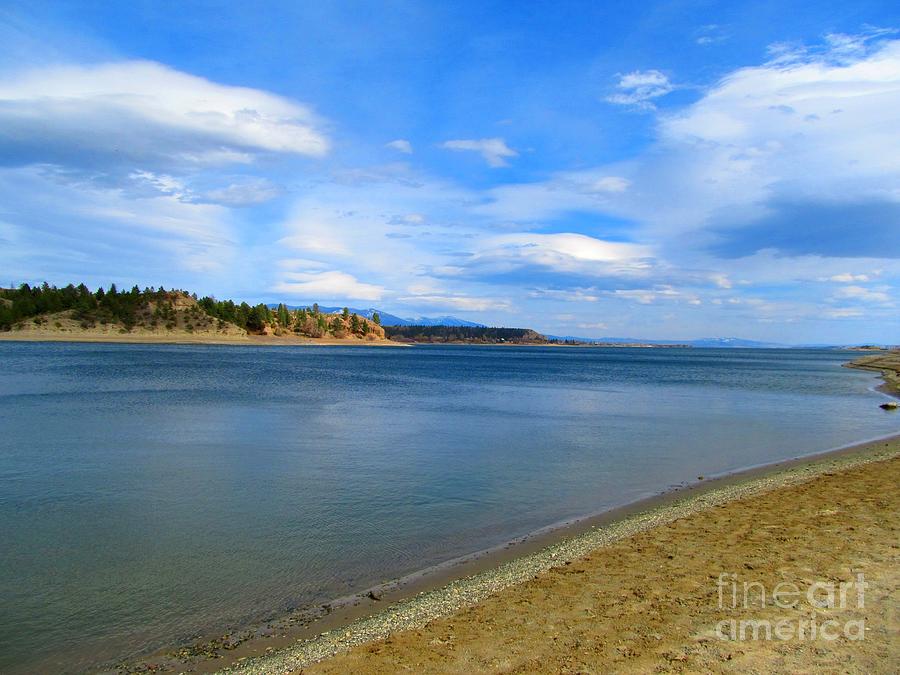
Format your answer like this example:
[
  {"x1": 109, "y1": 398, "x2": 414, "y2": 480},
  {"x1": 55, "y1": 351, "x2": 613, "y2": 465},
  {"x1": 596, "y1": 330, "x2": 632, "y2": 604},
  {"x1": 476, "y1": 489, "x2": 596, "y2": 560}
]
[{"x1": 0, "y1": 343, "x2": 896, "y2": 673}]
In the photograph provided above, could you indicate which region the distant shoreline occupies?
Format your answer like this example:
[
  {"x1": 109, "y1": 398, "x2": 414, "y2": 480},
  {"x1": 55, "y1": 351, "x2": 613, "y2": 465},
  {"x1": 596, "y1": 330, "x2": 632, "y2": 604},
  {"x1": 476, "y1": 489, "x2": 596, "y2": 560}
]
[
  {"x1": 845, "y1": 350, "x2": 900, "y2": 396},
  {"x1": 0, "y1": 332, "x2": 689, "y2": 348}
]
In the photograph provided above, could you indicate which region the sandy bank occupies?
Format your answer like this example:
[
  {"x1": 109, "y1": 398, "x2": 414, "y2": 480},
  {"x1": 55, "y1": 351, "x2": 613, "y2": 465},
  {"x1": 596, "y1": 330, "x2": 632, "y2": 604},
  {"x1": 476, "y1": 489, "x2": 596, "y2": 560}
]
[
  {"x1": 846, "y1": 351, "x2": 900, "y2": 396},
  {"x1": 215, "y1": 435, "x2": 899, "y2": 674}
]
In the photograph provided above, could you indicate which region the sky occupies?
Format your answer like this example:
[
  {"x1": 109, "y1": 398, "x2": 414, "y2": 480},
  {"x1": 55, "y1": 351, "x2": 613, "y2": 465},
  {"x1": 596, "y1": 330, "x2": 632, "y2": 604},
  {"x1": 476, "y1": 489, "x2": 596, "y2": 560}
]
[{"x1": 0, "y1": 1, "x2": 898, "y2": 343}]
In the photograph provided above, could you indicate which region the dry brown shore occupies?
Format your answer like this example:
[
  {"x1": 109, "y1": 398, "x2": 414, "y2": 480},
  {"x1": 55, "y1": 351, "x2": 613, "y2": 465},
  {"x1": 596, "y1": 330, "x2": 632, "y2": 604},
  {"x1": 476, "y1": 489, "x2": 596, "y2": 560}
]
[
  {"x1": 148, "y1": 434, "x2": 898, "y2": 675},
  {"x1": 846, "y1": 351, "x2": 900, "y2": 396}
]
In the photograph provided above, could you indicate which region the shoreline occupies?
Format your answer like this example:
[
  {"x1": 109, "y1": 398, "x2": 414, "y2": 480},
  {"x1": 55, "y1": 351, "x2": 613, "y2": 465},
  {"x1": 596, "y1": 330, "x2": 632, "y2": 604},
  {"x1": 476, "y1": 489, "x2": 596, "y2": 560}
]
[
  {"x1": 119, "y1": 430, "x2": 900, "y2": 674},
  {"x1": 216, "y1": 433, "x2": 900, "y2": 674},
  {"x1": 845, "y1": 350, "x2": 900, "y2": 397},
  {"x1": 0, "y1": 333, "x2": 407, "y2": 347}
]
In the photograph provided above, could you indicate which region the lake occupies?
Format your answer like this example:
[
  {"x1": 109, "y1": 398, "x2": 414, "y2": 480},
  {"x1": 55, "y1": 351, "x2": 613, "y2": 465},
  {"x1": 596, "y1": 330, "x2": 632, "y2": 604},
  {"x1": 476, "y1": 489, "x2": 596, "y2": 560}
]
[{"x1": 0, "y1": 343, "x2": 896, "y2": 673}]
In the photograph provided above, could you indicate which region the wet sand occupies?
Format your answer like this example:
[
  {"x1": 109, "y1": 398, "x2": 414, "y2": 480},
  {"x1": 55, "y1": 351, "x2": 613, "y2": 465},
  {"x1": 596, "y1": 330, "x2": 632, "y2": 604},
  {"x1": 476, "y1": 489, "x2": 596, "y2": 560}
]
[{"x1": 216, "y1": 434, "x2": 900, "y2": 674}]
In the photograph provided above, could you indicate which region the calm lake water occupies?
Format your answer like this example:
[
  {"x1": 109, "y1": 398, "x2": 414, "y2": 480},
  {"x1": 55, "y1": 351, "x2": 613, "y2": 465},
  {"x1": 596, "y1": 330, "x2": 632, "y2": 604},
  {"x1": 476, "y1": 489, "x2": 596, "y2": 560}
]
[{"x1": 0, "y1": 343, "x2": 897, "y2": 673}]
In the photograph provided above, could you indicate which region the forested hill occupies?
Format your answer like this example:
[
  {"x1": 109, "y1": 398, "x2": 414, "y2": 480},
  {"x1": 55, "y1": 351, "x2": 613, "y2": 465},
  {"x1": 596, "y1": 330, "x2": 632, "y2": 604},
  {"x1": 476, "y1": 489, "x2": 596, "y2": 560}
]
[
  {"x1": 0, "y1": 283, "x2": 546, "y2": 343},
  {"x1": 384, "y1": 325, "x2": 547, "y2": 344},
  {"x1": 0, "y1": 283, "x2": 384, "y2": 340}
]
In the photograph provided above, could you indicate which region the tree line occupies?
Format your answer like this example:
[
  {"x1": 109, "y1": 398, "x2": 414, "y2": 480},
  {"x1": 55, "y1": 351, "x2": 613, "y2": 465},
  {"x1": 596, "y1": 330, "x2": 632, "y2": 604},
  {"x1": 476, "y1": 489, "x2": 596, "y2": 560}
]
[
  {"x1": 0, "y1": 282, "x2": 185, "y2": 331},
  {"x1": 383, "y1": 325, "x2": 546, "y2": 343},
  {"x1": 0, "y1": 283, "x2": 384, "y2": 339}
]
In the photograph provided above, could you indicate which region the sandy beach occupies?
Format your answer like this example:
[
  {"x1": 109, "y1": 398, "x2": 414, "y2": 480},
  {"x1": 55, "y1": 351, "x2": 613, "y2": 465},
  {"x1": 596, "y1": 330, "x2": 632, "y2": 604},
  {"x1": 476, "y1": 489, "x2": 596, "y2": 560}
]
[{"x1": 210, "y1": 432, "x2": 899, "y2": 675}]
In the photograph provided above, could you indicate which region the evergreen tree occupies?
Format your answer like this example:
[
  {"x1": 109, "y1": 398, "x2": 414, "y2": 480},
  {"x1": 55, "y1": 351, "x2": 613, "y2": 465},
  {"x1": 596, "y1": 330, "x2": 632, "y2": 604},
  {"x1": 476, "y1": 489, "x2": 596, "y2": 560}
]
[
  {"x1": 277, "y1": 303, "x2": 290, "y2": 327},
  {"x1": 372, "y1": 311, "x2": 381, "y2": 325}
]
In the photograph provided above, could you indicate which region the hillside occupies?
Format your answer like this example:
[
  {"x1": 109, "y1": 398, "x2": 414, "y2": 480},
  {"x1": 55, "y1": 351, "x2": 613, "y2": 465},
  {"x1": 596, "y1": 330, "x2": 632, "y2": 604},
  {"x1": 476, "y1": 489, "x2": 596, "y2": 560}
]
[{"x1": 0, "y1": 284, "x2": 386, "y2": 344}]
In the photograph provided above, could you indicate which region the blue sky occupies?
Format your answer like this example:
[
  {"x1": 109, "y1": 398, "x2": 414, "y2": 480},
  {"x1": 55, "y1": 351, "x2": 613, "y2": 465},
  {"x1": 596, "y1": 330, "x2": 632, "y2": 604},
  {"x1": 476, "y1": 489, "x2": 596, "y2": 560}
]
[{"x1": 1, "y1": 1, "x2": 898, "y2": 343}]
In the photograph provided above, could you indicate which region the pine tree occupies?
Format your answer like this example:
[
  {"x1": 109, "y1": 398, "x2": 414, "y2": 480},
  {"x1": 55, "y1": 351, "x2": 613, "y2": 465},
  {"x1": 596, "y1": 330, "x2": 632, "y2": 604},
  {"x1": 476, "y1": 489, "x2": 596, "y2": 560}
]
[{"x1": 278, "y1": 303, "x2": 290, "y2": 327}]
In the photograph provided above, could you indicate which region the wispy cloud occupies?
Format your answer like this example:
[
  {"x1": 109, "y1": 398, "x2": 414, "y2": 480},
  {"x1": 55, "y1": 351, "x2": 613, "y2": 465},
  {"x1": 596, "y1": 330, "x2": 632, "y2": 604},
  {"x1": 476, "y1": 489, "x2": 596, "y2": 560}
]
[
  {"x1": 397, "y1": 293, "x2": 510, "y2": 312},
  {"x1": 272, "y1": 270, "x2": 384, "y2": 301},
  {"x1": 0, "y1": 59, "x2": 329, "y2": 186},
  {"x1": 831, "y1": 284, "x2": 892, "y2": 304},
  {"x1": 695, "y1": 24, "x2": 729, "y2": 46},
  {"x1": 199, "y1": 178, "x2": 283, "y2": 207},
  {"x1": 385, "y1": 139, "x2": 413, "y2": 154},
  {"x1": 825, "y1": 273, "x2": 873, "y2": 283},
  {"x1": 606, "y1": 70, "x2": 674, "y2": 108},
  {"x1": 441, "y1": 137, "x2": 518, "y2": 167},
  {"x1": 605, "y1": 285, "x2": 701, "y2": 305}
]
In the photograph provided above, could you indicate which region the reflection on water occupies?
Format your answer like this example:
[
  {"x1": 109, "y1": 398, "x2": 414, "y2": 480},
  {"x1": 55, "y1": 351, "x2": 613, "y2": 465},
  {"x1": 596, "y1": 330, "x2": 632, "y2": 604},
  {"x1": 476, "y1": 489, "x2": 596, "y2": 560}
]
[{"x1": 0, "y1": 343, "x2": 896, "y2": 673}]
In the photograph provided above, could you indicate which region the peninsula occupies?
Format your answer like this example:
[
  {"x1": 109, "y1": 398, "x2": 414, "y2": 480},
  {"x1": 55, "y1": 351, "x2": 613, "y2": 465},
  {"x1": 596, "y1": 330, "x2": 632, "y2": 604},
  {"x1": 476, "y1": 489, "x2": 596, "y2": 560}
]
[
  {"x1": 0, "y1": 282, "x2": 550, "y2": 346},
  {"x1": 0, "y1": 283, "x2": 387, "y2": 345}
]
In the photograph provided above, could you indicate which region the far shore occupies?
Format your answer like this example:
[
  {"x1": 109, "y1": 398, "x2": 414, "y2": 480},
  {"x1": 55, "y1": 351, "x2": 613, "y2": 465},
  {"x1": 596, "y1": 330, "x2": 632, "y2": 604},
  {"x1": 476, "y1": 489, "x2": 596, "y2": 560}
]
[
  {"x1": 846, "y1": 350, "x2": 900, "y2": 396},
  {"x1": 0, "y1": 331, "x2": 407, "y2": 347}
]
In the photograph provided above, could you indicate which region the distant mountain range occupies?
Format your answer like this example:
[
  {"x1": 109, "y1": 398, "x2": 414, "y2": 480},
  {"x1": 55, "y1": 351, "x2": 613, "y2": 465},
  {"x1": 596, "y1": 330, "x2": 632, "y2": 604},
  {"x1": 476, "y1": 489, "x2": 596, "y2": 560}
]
[
  {"x1": 263, "y1": 305, "x2": 870, "y2": 347},
  {"x1": 547, "y1": 335, "x2": 789, "y2": 348},
  {"x1": 270, "y1": 305, "x2": 484, "y2": 327}
]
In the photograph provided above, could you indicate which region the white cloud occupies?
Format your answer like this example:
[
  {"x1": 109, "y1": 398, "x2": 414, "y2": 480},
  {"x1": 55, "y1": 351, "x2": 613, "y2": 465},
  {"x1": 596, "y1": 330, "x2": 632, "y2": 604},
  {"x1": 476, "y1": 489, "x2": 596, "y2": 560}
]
[
  {"x1": 821, "y1": 27, "x2": 898, "y2": 61},
  {"x1": 276, "y1": 258, "x2": 330, "y2": 270},
  {"x1": 696, "y1": 24, "x2": 729, "y2": 46},
  {"x1": 822, "y1": 308, "x2": 865, "y2": 318},
  {"x1": 0, "y1": 166, "x2": 236, "y2": 280},
  {"x1": 605, "y1": 285, "x2": 699, "y2": 305},
  {"x1": 529, "y1": 287, "x2": 601, "y2": 302},
  {"x1": 468, "y1": 233, "x2": 655, "y2": 279},
  {"x1": 386, "y1": 139, "x2": 413, "y2": 154},
  {"x1": 273, "y1": 271, "x2": 384, "y2": 301},
  {"x1": 486, "y1": 232, "x2": 650, "y2": 263},
  {"x1": 826, "y1": 273, "x2": 871, "y2": 283},
  {"x1": 201, "y1": 179, "x2": 282, "y2": 206},
  {"x1": 391, "y1": 213, "x2": 426, "y2": 225},
  {"x1": 441, "y1": 137, "x2": 518, "y2": 167},
  {"x1": 481, "y1": 36, "x2": 900, "y2": 264},
  {"x1": 128, "y1": 170, "x2": 187, "y2": 197},
  {"x1": 0, "y1": 60, "x2": 329, "y2": 170},
  {"x1": 590, "y1": 176, "x2": 631, "y2": 193},
  {"x1": 607, "y1": 70, "x2": 674, "y2": 108},
  {"x1": 397, "y1": 294, "x2": 509, "y2": 311},
  {"x1": 278, "y1": 231, "x2": 350, "y2": 256},
  {"x1": 832, "y1": 285, "x2": 892, "y2": 304}
]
